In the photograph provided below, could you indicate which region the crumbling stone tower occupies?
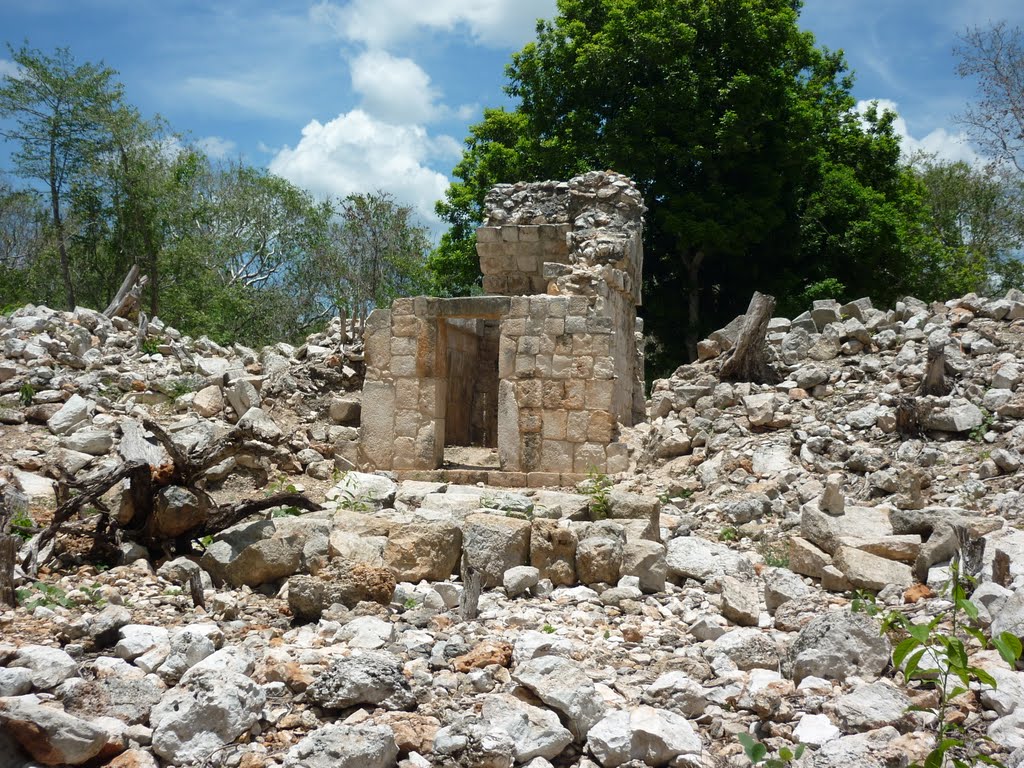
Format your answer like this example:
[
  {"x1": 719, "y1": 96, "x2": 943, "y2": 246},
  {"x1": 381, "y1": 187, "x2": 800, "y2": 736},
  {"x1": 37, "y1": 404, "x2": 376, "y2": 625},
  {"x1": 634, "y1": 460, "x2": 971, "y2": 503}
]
[{"x1": 360, "y1": 171, "x2": 645, "y2": 485}]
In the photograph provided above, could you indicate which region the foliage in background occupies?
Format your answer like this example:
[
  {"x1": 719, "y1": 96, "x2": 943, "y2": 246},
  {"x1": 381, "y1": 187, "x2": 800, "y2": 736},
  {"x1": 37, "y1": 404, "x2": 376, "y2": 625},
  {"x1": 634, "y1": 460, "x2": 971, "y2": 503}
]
[{"x1": 0, "y1": 45, "x2": 433, "y2": 348}]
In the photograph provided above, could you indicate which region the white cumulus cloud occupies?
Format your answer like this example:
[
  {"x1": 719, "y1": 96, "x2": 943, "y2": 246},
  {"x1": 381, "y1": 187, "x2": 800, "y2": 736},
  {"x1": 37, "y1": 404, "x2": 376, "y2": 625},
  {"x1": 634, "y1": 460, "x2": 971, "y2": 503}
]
[
  {"x1": 310, "y1": 0, "x2": 556, "y2": 48},
  {"x1": 857, "y1": 98, "x2": 984, "y2": 166},
  {"x1": 350, "y1": 49, "x2": 441, "y2": 124},
  {"x1": 268, "y1": 109, "x2": 455, "y2": 224}
]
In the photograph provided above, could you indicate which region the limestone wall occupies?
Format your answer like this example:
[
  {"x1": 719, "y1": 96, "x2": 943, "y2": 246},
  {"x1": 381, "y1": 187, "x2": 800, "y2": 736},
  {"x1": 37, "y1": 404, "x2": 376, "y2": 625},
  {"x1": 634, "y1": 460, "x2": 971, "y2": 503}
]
[{"x1": 360, "y1": 171, "x2": 646, "y2": 481}]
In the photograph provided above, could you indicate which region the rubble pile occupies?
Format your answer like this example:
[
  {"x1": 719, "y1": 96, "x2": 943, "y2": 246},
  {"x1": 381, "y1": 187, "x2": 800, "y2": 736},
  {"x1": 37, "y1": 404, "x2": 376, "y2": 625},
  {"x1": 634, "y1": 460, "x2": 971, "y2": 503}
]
[{"x1": 0, "y1": 290, "x2": 1023, "y2": 768}]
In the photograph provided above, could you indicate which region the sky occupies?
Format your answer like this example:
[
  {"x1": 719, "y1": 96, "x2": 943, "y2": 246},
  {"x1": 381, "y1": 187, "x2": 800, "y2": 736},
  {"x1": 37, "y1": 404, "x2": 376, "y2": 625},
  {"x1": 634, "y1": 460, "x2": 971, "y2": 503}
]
[{"x1": 2, "y1": 0, "x2": 1023, "y2": 234}]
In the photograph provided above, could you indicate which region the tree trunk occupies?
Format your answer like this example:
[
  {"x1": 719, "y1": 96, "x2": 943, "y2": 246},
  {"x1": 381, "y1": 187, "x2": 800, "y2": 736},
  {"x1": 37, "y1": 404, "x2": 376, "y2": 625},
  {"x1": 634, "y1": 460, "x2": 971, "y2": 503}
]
[
  {"x1": 49, "y1": 178, "x2": 76, "y2": 310},
  {"x1": 682, "y1": 249, "x2": 704, "y2": 361},
  {"x1": 459, "y1": 559, "x2": 482, "y2": 622},
  {"x1": 919, "y1": 342, "x2": 952, "y2": 396},
  {"x1": 0, "y1": 490, "x2": 19, "y2": 608},
  {"x1": 896, "y1": 396, "x2": 921, "y2": 437},
  {"x1": 720, "y1": 291, "x2": 781, "y2": 384}
]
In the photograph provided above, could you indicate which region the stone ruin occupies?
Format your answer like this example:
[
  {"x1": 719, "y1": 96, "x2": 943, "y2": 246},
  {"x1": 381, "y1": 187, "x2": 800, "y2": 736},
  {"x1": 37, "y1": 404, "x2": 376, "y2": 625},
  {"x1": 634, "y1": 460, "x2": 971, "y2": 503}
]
[{"x1": 359, "y1": 171, "x2": 646, "y2": 485}]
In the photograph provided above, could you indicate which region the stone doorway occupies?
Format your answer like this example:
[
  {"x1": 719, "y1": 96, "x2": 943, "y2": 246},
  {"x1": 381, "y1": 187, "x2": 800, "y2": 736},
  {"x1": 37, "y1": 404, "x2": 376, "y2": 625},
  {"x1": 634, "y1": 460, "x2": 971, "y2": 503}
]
[{"x1": 443, "y1": 318, "x2": 500, "y2": 468}]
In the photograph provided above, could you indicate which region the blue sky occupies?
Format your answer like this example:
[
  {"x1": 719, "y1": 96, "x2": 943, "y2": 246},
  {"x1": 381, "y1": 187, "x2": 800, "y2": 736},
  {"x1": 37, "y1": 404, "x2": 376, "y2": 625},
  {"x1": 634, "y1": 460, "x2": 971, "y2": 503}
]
[{"x1": 2, "y1": 0, "x2": 1023, "y2": 232}]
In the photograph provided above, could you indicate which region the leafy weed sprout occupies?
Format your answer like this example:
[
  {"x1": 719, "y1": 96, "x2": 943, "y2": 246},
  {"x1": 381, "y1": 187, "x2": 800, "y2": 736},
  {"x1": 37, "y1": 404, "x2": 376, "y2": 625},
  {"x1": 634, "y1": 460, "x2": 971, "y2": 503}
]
[
  {"x1": 738, "y1": 733, "x2": 805, "y2": 767},
  {"x1": 879, "y1": 556, "x2": 1022, "y2": 768},
  {"x1": 582, "y1": 467, "x2": 613, "y2": 521}
]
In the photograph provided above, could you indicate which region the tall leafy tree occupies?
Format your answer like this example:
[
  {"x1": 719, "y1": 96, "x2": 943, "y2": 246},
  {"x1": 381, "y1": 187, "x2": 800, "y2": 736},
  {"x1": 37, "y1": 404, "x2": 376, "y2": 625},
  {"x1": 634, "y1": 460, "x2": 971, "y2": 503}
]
[
  {"x1": 0, "y1": 45, "x2": 125, "y2": 309},
  {"x1": 434, "y1": 0, "x2": 937, "y2": 367}
]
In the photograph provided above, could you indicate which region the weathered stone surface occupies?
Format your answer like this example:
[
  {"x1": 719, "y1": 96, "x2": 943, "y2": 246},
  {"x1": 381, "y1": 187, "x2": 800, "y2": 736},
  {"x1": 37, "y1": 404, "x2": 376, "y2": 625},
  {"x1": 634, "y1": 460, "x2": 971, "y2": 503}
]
[
  {"x1": 307, "y1": 652, "x2": 415, "y2": 711},
  {"x1": 0, "y1": 695, "x2": 110, "y2": 765},
  {"x1": 576, "y1": 535, "x2": 623, "y2": 585},
  {"x1": 287, "y1": 562, "x2": 395, "y2": 620},
  {"x1": 282, "y1": 724, "x2": 398, "y2": 768},
  {"x1": 836, "y1": 680, "x2": 911, "y2": 731},
  {"x1": 513, "y1": 655, "x2": 608, "y2": 740},
  {"x1": 666, "y1": 536, "x2": 753, "y2": 582},
  {"x1": 463, "y1": 513, "x2": 532, "y2": 588},
  {"x1": 641, "y1": 672, "x2": 708, "y2": 718},
  {"x1": 788, "y1": 611, "x2": 891, "y2": 683},
  {"x1": 832, "y1": 546, "x2": 914, "y2": 591},
  {"x1": 481, "y1": 693, "x2": 573, "y2": 762},
  {"x1": 9, "y1": 645, "x2": 78, "y2": 690},
  {"x1": 150, "y1": 669, "x2": 266, "y2": 766},
  {"x1": 383, "y1": 521, "x2": 462, "y2": 581},
  {"x1": 587, "y1": 706, "x2": 702, "y2": 767},
  {"x1": 531, "y1": 519, "x2": 578, "y2": 586}
]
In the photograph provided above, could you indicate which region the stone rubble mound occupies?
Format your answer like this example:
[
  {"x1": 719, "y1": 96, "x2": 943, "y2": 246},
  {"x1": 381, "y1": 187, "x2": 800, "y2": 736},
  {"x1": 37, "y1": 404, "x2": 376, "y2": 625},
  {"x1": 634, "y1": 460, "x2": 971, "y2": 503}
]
[
  {"x1": 1, "y1": 305, "x2": 365, "y2": 515},
  {"x1": 0, "y1": 291, "x2": 1023, "y2": 768}
]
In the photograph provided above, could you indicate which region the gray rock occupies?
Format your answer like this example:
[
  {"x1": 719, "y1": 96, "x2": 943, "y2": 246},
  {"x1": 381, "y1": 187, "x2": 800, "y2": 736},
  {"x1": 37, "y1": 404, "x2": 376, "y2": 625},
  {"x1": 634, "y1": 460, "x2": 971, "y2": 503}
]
[
  {"x1": 989, "y1": 710, "x2": 1024, "y2": 752},
  {"x1": 47, "y1": 393, "x2": 92, "y2": 435},
  {"x1": 666, "y1": 536, "x2": 753, "y2": 582},
  {"x1": 9, "y1": 645, "x2": 78, "y2": 690},
  {"x1": 708, "y1": 628, "x2": 780, "y2": 671},
  {"x1": 88, "y1": 604, "x2": 132, "y2": 647},
  {"x1": 329, "y1": 396, "x2": 362, "y2": 425},
  {"x1": 513, "y1": 655, "x2": 608, "y2": 740},
  {"x1": 0, "y1": 668, "x2": 33, "y2": 697},
  {"x1": 832, "y1": 546, "x2": 914, "y2": 591},
  {"x1": 337, "y1": 616, "x2": 395, "y2": 650},
  {"x1": 383, "y1": 522, "x2": 462, "y2": 582},
  {"x1": 586, "y1": 706, "x2": 702, "y2": 767},
  {"x1": 225, "y1": 378, "x2": 260, "y2": 418},
  {"x1": 764, "y1": 568, "x2": 810, "y2": 613},
  {"x1": 920, "y1": 400, "x2": 985, "y2": 433},
  {"x1": 836, "y1": 680, "x2": 911, "y2": 730},
  {"x1": 62, "y1": 676, "x2": 164, "y2": 725},
  {"x1": 721, "y1": 576, "x2": 760, "y2": 626},
  {"x1": 331, "y1": 471, "x2": 398, "y2": 509},
  {"x1": 150, "y1": 668, "x2": 266, "y2": 765},
  {"x1": 307, "y1": 652, "x2": 415, "y2": 711},
  {"x1": 812, "y1": 726, "x2": 904, "y2": 768},
  {"x1": 61, "y1": 426, "x2": 113, "y2": 455},
  {"x1": 504, "y1": 566, "x2": 541, "y2": 597},
  {"x1": 433, "y1": 718, "x2": 515, "y2": 768},
  {"x1": 992, "y1": 588, "x2": 1024, "y2": 642},
  {"x1": 115, "y1": 624, "x2": 170, "y2": 662},
  {"x1": 201, "y1": 518, "x2": 303, "y2": 587},
  {"x1": 156, "y1": 628, "x2": 216, "y2": 684},
  {"x1": 641, "y1": 672, "x2": 708, "y2": 718},
  {"x1": 283, "y1": 724, "x2": 398, "y2": 768},
  {"x1": 236, "y1": 406, "x2": 283, "y2": 443},
  {"x1": 463, "y1": 513, "x2": 532, "y2": 588},
  {"x1": 481, "y1": 693, "x2": 573, "y2": 762},
  {"x1": 0, "y1": 695, "x2": 109, "y2": 765},
  {"x1": 576, "y1": 535, "x2": 623, "y2": 585},
  {"x1": 621, "y1": 540, "x2": 667, "y2": 593},
  {"x1": 788, "y1": 611, "x2": 891, "y2": 683}
]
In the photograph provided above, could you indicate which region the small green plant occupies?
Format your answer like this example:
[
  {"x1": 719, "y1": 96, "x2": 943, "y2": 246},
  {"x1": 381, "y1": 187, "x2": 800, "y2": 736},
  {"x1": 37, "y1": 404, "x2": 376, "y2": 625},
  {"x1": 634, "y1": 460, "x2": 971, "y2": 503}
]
[
  {"x1": 403, "y1": 597, "x2": 418, "y2": 609},
  {"x1": 880, "y1": 556, "x2": 1023, "y2": 768},
  {"x1": 81, "y1": 583, "x2": 106, "y2": 606},
  {"x1": 542, "y1": 623, "x2": 556, "y2": 634},
  {"x1": 583, "y1": 468, "x2": 613, "y2": 521},
  {"x1": 969, "y1": 408, "x2": 995, "y2": 443},
  {"x1": 9, "y1": 506, "x2": 34, "y2": 540},
  {"x1": 719, "y1": 526, "x2": 739, "y2": 542},
  {"x1": 140, "y1": 337, "x2": 161, "y2": 355},
  {"x1": 270, "y1": 505, "x2": 303, "y2": 518},
  {"x1": 758, "y1": 540, "x2": 790, "y2": 568},
  {"x1": 850, "y1": 589, "x2": 881, "y2": 616},
  {"x1": 737, "y1": 734, "x2": 805, "y2": 767},
  {"x1": 16, "y1": 581, "x2": 75, "y2": 610},
  {"x1": 18, "y1": 381, "x2": 34, "y2": 406}
]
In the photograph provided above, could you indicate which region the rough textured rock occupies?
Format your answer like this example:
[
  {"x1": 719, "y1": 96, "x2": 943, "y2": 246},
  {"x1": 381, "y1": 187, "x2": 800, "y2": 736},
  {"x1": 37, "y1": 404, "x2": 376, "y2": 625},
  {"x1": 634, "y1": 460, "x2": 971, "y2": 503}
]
[
  {"x1": 0, "y1": 696, "x2": 110, "y2": 766},
  {"x1": 787, "y1": 611, "x2": 891, "y2": 683},
  {"x1": 463, "y1": 513, "x2": 532, "y2": 588},
  {"x1": 306, "y1": 652, "x2": 416, "y2": 711},
  {"x1": 282, "y1": 724, "x2": 398, "y2": 768},
  {"x1": 513, "y1": 655, "x2": 608, "y2": 740},
  {"x1": 149, "y1": 669, "x2": 266, "y2": 765},
  {"x1": 287, "y1": 562, "x2": 396, "y2": 620},
  {"x1": 586, "y1": 706, "x2": 702, "y2": 767},
  {"x1": 383, "y1": 521, "x2": 462, "y2": 582}
]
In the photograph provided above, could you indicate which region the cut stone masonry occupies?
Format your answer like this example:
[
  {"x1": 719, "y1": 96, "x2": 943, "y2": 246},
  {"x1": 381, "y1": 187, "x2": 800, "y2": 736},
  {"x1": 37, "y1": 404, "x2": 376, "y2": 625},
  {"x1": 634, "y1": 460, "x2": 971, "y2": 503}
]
[{"x1": 360, "y1": 171, "x2": 646, "y2": 485}]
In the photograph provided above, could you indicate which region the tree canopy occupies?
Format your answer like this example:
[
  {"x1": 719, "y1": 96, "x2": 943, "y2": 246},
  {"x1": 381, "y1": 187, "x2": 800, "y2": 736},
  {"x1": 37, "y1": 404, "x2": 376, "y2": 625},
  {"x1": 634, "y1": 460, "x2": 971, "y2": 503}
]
[
  {"x1": 432, "y1": 0, "x2": 969, "y2": 369},
  {"x1": 0, "y1": 45, "x2": 433, "y2": 347}
]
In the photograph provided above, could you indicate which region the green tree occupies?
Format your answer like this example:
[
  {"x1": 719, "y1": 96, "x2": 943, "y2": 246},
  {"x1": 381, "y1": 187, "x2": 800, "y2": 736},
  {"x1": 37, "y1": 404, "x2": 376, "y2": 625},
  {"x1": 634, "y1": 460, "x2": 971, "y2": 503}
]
[
  {"x1": 434, "y1": 0, "x2": 935, "y2": 367},
  {"x1": 0, "y1": 44, "x2": 125, "y2": 309},
  {"x1": 322, "y1": 191, "x2": 431, "y2": 321},
  {"x1": 0, "y1": 176, "x2": 49, "y2": 310},
  {"x1": 914, "y1": 156, "x2": 1024, "y2": 293}
]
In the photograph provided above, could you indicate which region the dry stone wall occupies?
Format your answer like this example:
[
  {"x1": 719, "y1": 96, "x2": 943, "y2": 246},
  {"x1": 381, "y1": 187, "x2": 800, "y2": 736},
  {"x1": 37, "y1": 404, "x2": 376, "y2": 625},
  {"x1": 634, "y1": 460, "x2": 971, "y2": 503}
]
[{"x1": 360, "y1": 171, "x2": 646, "y2": 483}]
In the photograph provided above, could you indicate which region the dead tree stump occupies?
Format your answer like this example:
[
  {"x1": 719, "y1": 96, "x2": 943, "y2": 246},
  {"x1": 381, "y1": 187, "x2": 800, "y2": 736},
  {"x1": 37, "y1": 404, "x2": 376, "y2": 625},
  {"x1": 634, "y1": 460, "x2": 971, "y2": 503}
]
[
  {"x1": 0, "y1": 490, "x2": 20, "y2": 608},
  {"x1": 719, "y1": 291, "x2": 781, "y2": 384},
  {"x1": 919, "y1": 342, "x2": 952, "y2": 396},
  {"x1": 459, "y1": 560, "x2": 482, "y2": 622},
  {"x1": 895, "y1": 396, "x2": 921, "y2": 437}
]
